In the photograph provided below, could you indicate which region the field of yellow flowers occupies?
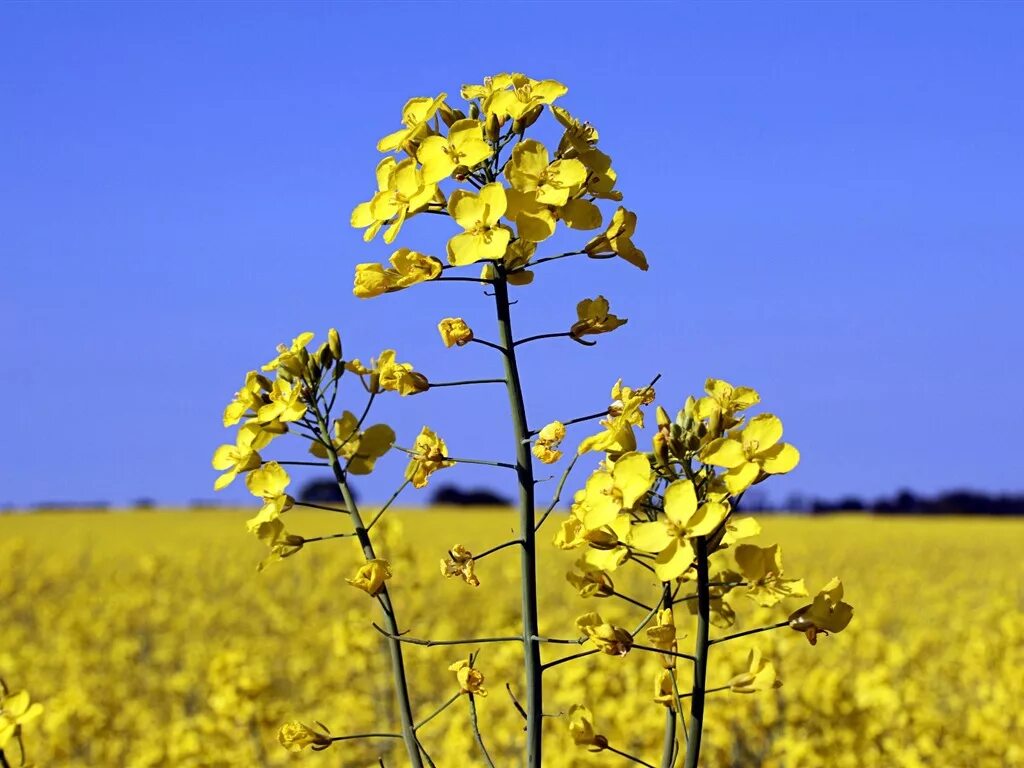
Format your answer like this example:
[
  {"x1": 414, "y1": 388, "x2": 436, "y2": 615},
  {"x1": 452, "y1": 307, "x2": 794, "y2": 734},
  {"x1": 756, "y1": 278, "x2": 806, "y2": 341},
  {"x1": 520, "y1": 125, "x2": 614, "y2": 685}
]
[{"x1": 1, "y1": 509, "x2": 1021, "y2": 767}]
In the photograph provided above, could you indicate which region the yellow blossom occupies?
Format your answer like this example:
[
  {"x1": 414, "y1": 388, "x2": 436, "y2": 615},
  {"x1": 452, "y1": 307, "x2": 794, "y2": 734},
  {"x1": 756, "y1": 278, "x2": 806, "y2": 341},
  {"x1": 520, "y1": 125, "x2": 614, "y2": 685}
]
[
  {"x1": 245, "y1": 493, "x2": 294, "y2": 534},
  {"x1": 584, "y1": 207, "x2": 647, "y2": 270},
  {"x1": 506, "y1": 139, "x2": 587, "y2": 207},
  {"x1": 700, "y1": 413, "x2": 800, "y2": 494},
  {"x1": 446, "y1": 183, "x2": 511, "y2": 266},
  {"x1": 734, "y1": 544, "x2": 808, "y2": 607},
  {"x1": 567, "y1": 704, "x2": 607, "y2": 751},
  {"x1": 448, "y1": 659, "x2": 487, "y2": 696},
  {"x1": 532, "y1": 420, "x2": 565, "y2": 464},
  {"x1": 262, "y1": 332, "x2": 314, "y2": 376},
  {"x1": 277, "y1": 720, "x2": 332, "y2": 752},
  {"x1": 351, "y1": 157, "x2": 438, "y2": 244},
  {"x1": 223, "y1": 371, "x2": 269, "y2": 426},
  {"x1": 654, "y1": 669, "x2": 680, "y2": 709},
  {"x1": 346, "y1": 559, "x2": 392, "y2": 597},
  {"x1": 477, "y1": 73, "x2": 567, "y2": 121},
  {"x1": 502, "y1": 239, "x2": 536, "y2": 284},
  {"x1": 376, "y1": 93, "x2": 446, "y2": 153},
  {"x1": 566, "y1": 559, "x2": 614, "y2": 598},
  {"x1": 628, "y1": 479, "x2": 731, "y2": 582},
  {"x1": 789, "y1": 577, "x2": 854, "y2": 645},
  {"x1": 257, "y1": 378, "x2": 307, "y2": 424},
  {"x1": 569, "y1": 296, "x2": 627, "y2": 339},
  {"x1": 375, "y1": 349, "x2": 429, "y2": 395},
  {"x1": 728, "y1": 648, "x2": 782, "y2": 694},
  {"x1": 211, "y1": 426, "x2": 262, "y2": 491},
  {"x1": 575, "y1": 612, "x2": 633, "y2": 656},
  {"x1": 0, "y1": 689, "x2": 43, "y2": 751},
  {"x1": 404, "y1": 426, "x2": 455, "y2": 488},
  {"x1": 437, "y1": 317, "x2": 474, "y2": 348},
  {"x1": 645, "y1": 609, "x2": 684, "y2": 668},
  {"x1": 417, "y1": 118, "x2": 491, "y2": 183},
  {"x1": 354, "y1": 249, "x2": 444, "y2": 299},
  {"x1": 245, "y1": 461, "x2": 290, "y2": 500},
  {"x1": 574, "y1": 452, "x2": 653, "y2": 531},
  {"x1": 252, "y1": 517, "x2": 304, "y2": 570},
  {"x1": 440, "y1": 545, "x2": 479, "y2": 587},
  {"x1": 577, "y1": 380, "x2": 654, "y2": 455},
  {"x1": 309, "y1": 411, "x2": 395, "y2": 475},
  {"x1": 694, "y1": 378, "x2": 760, "y2": 433}
]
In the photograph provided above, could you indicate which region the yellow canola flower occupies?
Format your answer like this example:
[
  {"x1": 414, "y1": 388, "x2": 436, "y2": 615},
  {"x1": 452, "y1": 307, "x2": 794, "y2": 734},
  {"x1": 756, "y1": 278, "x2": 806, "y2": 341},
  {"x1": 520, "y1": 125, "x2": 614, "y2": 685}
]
[
  {"x1": 440, "y1": 544, "x2": 479, "y2": 587},
  {"x1": 576, "y1": 612, "x2": 633, "y2": 656},
  {"x1": 211, "y1": 424, "x2": 263, "y2": 491},
  {"x1": 628, "y1": 479, "x2": 731, "y2": 582},
  {"x1": 252, "y1": 517, "x2": 304, "y2": 570},
  {"x1": 404, "y1": 426, "x2": 455, "y2": 489},
  {"x1": 552, "y1": 105, "x2": 599, "y2": 154},
  {"x1": 789, "y1": 577, "x2": 854, "y2": 645},
  {"x1": 474, "y1": 73, "x2": 567, "y2": 121},
  {"x1": 584, "y1": 207, "x2": 648, "y2": 271},
  {"x1": 574, "y1": 452, "x2": 653, "y2": 531},
  {"x1": 446, "y1": 183, "x2": 511, "y2": 266},
  {"x1": 309, "y1": 411, "x2": 395, "y2": 475},
  {"x1": 417, "y1": 118, "x2": 491, "y2": 183},
  {"x1": 532, "y1": 420, "x2": 565, "y2": 464},
  {"x1": 448, "y1": 659, "x2": 487, "y2": 696},
  {"x1": 257, "y1": 377, "x2": 307, "y2": 424},
  {"x1": 277, "y1": 720, "x2": 332, "y2": 752},
  {"x1": 0, "y1": 689, "x2": 43, "y2": 750},
  {"x1": 506, "y1": 139, "x2": 587, "y2": 207},
  {"x1": 645, "y1": 609, "x2": 684, "y2": 668},
  {"x1": 577, "y1": 379, "x2": 654, "y2": 456},
  {"x1": 727, "y1": 648, "x2": 782, "y2": 694},
  {"x1": 437, "y1": 317, "x2": 474, "y2": 348},
  {"x1": 700, "y1": 414, "x2": 800, "y2": 494},
  {"x1": 223, "y1": 371, "x2": 270, "y2": 427},
  {"x1": 734, "y1": 543, "x2": 808, "y2": 607},
  {"x1": 567, "y1": 704, "x2": 607, "y2": 751},
  {"x1": 346, "y1": 559, "x2": 392, "y2": 597},
  {"x1": 654, "y1": 669, "x2": 680, "y2": 709},
  {"x1": 359, "y1": 349, "x2": 428, "y2": 396},
  {"x1": 351, "y1": 157, "x2": 438, "y2": 244},
  {"x1": 262, "y1": 331, "x2": 314, "y2": 376},
  {"x1": 245, "y1": 461, "x2": 290, "y2": 500},
  {"x1": 570, "y1": 296, "x2": 627, "y2": 339},
  {"x1": 353, "y1": 248, "x2": 443, "y2": 298},
  {"x1": 566, "y1": 558, "x2": 614, "y2": 598},
  {"x1": 695, "y1": 378, "x2": 760, "y2": 433},
  {"x1": 376, "y1": 93, "x2": 447, "y2": 153},
  {"x1": 245, "y1": 493, "x2": 294, "y2": 534}
]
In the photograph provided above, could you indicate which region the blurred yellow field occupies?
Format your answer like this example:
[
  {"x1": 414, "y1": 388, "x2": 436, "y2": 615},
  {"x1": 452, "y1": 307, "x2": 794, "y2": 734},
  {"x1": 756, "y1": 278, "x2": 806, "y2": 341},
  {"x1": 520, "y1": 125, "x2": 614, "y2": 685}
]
[{"x1": 1, "y1": 510, "x2": 1021, "y2": 767}]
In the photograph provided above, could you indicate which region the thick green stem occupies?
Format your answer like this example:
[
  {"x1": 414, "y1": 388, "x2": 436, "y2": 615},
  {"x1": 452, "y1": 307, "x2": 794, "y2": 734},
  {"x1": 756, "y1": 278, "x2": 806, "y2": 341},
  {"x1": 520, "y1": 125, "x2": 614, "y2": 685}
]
[
  {"x1": 492, "y1": 273, "x2": 544, "y2": 767},
  {"x1": 314, "y1": 411, "x2": 423, "y2": 768},
  {"x1": 659, "y1": 584, "x2": 677, "y2": 768},
  {"x1": 683, "y1": 537, "x2": 711, "y2": 768}
]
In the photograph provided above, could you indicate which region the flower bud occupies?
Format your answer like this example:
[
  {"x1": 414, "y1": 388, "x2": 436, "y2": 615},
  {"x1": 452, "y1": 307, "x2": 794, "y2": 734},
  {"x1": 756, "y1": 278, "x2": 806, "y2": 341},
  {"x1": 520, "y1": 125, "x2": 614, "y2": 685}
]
[
  {"x1": 512, "y1": 104, "x2": 544, "y2": 133},
  {"x1": 328, "y1": 327, "x2": 342, "y2": 360},
  {"x1": 467, "y1": 101, "x2": 480, "y2": 120},
  {"x1": 486, "y1": 112, "x2": 501, "y2": 142}
]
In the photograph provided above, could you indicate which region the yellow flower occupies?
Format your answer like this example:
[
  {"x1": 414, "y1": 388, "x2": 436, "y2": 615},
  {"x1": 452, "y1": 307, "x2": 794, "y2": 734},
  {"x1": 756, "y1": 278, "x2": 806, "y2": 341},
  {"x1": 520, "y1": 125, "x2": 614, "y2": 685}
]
[
  {"x1": 376, "y1": 93, "x2": 447, "y2": 153},
  {"x1": 532, "y1": 421, "x2": 565, "y2": 464},
  {"x1": 446, "y1": 183, "x2": 511, "y2": 266},
  {"x1": 245, "y1": 461, "x2": 290, "y2": 500},
  {"x1": 251, "y1": 516, "x2": 304, "y2": 570},
  {"x1": 309, "y1": 412, "x2": 395, "y2": 475},
  {"x1": 277, "y1": 720, "x2": 332, "y2": 752},
  {"x1": 575, "y1": 612, "x2": 633, "y2": 656},
  {"x1": 727, "y1": 648, "x2": 782, "y2": 694},
  {"x1": 645, "y1": 609, "x2": 683, "y2": 668},
  {"x1": 570, "y1": 296, "x2": 627, "y2": 339},
  {"x1": 0, "y1": 689, "x2": 43, "y2": 750},
  {"x1": 577, "y1": 380, "x2": 654, "y2": 455},
  {"x1": 351, "y1": 157, "x2": 438, "y2": 244},
  {"x1": 437, "y1": 317, "x2": 474, "y2": 348},
  {"x1": 480, "y1": 73, "x2": 567, "y2": 121},
  {"x1": 354, "y1": 249, "x2": 444, "y2": 298},
  {"x1": 627, "y1": 479, "x2": 731, "y2": 582},
  {"x1": 566, "y1": 559, "x2": 614, "y2": 598},
  {"x1": 789, "y1": 577, "x2": 854, "y2": 645},
  {"x1": 506, "y1": 139, "x2": 587, "y2": 207},
  {"x1": 346, "y1": 559, "x2": 392, "y2": 596},
  {"x1": 373, "y1": 349, "x2": 429, "y2": 396},
  {"x1": 448, "y1": 659, "x2": 487, "y2": 696},
  {"x1": 567, "y1": 704, "x2": 607, "y2": 751},
  {"x1": 700, "y1": 414, "x2": 800, "y2": 494},
  {"x1": 245, "y1": 493, "x2": 294, "y2": 534},
  {"x1": 223, "y1": 371, "x2": 270, "y2": 426},
  {"x1": 552, "y1": 105, "x2": 599, "y2": 155},
  {"x1": 417, "y1": 119, "x2": 491, "y2": 183},
  {"x1": 584, "y1": 207, "x2": 647, "y2": 270},
  {"x1": 440, "y1": 545, "x2": 479, "y2": 587},
  {"x1": 262, "y1": 332, "x2": 314, "y2": 376},
  {"x1": 694, "y1": 378, "x2": 760, "y2": 433},
  {"x1": 654, "y1": 669, "x2": 679, "y2": 709},
  {"x1": 257, "y1": 378, "x2": 307, "y2": 424},
  {"x1": 404, "y1": 426, "x2": 455, "y2": 488},
  {"x1": 734, "y1": 544, "x2": 808, "y2": 607},
  {"x1": 211, "y1": 427, "x2": 262, "y2": 491},
  {"x1": 574, "y1": 452, "x2": 653, "y2": 531},
  {"x1": 502, "y1": 239, "x2": 536, "y2": 285}
]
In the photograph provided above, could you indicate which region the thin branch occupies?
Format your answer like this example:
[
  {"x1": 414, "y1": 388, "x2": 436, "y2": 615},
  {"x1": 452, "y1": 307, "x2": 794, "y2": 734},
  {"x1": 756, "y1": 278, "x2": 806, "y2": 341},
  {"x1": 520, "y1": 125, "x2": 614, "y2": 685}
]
[
  {"x1": 515, "y1": 331, "x2": 596, "y2": 348},
  {"x1": 414, "y1": 692, "x2": 461, "y2": 731},
  {"x1": 429, "y1": 378, "x2": 507, "y2": 388},
  {"x1": 474, "y1": 538, "x2": 522, "y2": 561},
  {"x1": 366, "y1": 479, "x2": 412, "y2": 532},
  {"x1": 327, "y1": 732, "x2": 404, "y2": 744},
  {"x1": 469, "y1": 337, "x2": 508, "y2": 354},
  {"x1": 709, "y1": 620, "x2": 790, "y2": 646},
  {"x1": 541, "y1": 649, "x2": 598, "y2": 671},
  {"x1": 275, "y1": 460, "x2": 329, "y2": 467},
  {"x1": 534, "y1": 454, "x2": 579, "y2": 532},
  {"x1": 372, "y1": 624, "x2": 522, "y2": 648},
  {"x1": 631, "y1": 643, "x2": 697, "y2": 663},
  {"x1": 610, "y1": 590, "x2": 654, "y2": 611},
  {"x1": 468, "y1": 694, "x2": 497, "y2": 768},
  {"x1": 533, "y1": 635, "x2": 586, "y2": 646},
  {"x1": 605, "y1": 745, "x2": 657, "y2": 768},
  {"x1": 394, "y1": 446, "x2": 515, "y2": 470},
  {"x1": 527, "y1": 250, "x2": 587, "y2": 268}
]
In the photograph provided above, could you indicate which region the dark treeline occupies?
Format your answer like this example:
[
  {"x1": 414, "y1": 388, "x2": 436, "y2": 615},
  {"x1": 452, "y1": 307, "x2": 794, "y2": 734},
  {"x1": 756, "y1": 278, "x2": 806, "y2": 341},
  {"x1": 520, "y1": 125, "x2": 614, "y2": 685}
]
[{"x1": 745, "y1": 489, "x2": 1024, "y2": 517}]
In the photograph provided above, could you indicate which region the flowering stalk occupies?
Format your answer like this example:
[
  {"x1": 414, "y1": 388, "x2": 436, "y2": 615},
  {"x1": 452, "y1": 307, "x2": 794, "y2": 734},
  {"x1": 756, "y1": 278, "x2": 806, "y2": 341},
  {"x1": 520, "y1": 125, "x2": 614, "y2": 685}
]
[
  {"x1": 311, "y1": 406, "x2": 423, "y2": 768},
  {"x1": 683, "y1": 536, "x2": 711, "y2": 768},
  {"x1": 492, "y1": 269, "x2": 544, "y2": 767}
]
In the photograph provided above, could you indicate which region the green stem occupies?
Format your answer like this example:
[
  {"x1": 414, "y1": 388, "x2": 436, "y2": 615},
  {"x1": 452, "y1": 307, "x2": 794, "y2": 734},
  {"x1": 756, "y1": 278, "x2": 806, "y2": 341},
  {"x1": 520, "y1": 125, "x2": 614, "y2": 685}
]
[
  {"x1": 314, "y1": 409, "x2": 423, "y2": 768},
  {"x1": 709, "y1": 620, "x2": 789, "y2": 645},
  {"x1": 606, "y1": 744, "x2": 657, "y2": 768},
  {"x1": 659, "y1": 585, "x2": 677, "y2": 768},
  {"x1": 683, "y1": 536, "x2": 711, "y2": 768},
  {"x1": 492, "y1": 272, "x2": 544, "y2": 767},
  {"x1": 468, "y1": 694, "x2": 497, "y2": 768},
  {"x1": 415, "y1": 692, "x2": 461, "y2": 731}
]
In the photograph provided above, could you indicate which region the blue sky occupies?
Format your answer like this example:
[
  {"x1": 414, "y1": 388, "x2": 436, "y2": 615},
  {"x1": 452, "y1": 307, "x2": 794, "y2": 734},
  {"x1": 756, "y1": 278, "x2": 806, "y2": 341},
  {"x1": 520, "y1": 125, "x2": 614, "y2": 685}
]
[{"x1": 2, "y1": 2, "x2": 1022, "y2": 508}]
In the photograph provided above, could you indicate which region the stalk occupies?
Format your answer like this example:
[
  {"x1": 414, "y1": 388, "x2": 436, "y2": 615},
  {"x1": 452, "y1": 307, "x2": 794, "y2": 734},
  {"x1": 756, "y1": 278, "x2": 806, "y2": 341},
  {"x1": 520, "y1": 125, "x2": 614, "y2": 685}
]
[
  {"x1": 314, "y1": 410, "x2": 424, "y2": 768},
  {"x1": 491, "y1": 272, "x2": 544, "y2": 767},
  {"x1": 683, "y1": 537, "x2": 711, "y2": 768},
  {"x1": 659, "y1": 584, "x2": 677, "y2": 768}
]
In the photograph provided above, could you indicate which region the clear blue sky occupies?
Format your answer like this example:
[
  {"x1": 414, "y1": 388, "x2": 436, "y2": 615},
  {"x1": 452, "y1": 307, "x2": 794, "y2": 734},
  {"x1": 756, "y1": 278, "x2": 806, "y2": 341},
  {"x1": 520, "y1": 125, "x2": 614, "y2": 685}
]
[{"x1": 3, "y1": 2, "x2": 1022, "y2": 508}]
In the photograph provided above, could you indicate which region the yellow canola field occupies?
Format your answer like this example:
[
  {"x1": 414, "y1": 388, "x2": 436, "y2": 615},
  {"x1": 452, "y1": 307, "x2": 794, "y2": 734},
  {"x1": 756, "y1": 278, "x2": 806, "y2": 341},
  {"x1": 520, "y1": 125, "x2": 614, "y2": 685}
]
[{"x1": 1, "y1": 510, "x2": 1022, "y2": 768}]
